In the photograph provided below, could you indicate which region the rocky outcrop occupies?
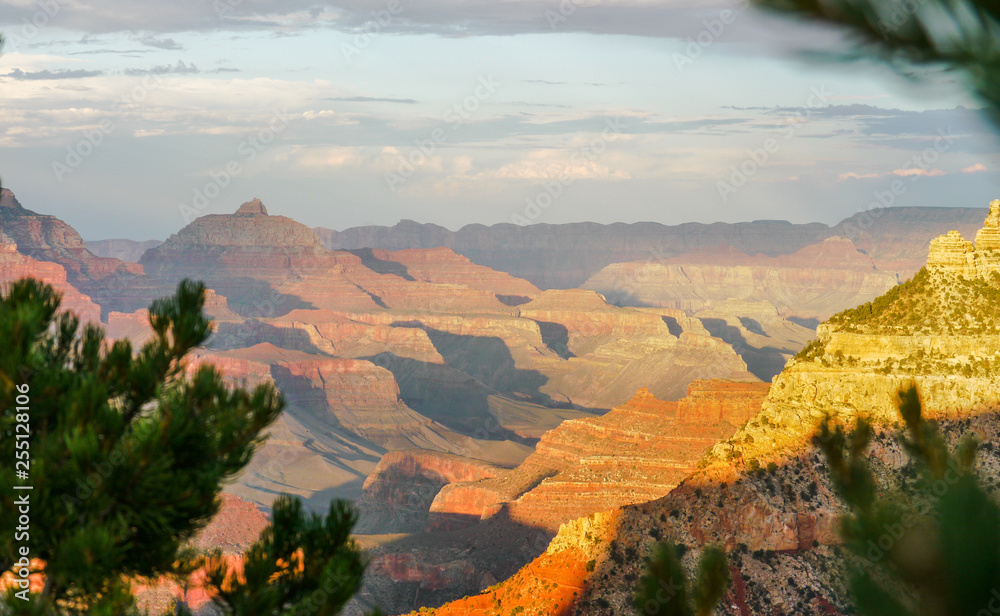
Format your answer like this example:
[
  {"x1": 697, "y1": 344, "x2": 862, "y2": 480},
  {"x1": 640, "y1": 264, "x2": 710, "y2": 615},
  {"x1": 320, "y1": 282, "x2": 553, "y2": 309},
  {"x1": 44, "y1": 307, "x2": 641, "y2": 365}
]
[
  {"x1": 927, "y1": 200, "x2": 1000, "y2": 277},
  {"x1": 139, "y1": 199, "x2": 342, "y2": 315},
  {"x1": 582, "y1": 237, "x2": 899, "y2": 320}
]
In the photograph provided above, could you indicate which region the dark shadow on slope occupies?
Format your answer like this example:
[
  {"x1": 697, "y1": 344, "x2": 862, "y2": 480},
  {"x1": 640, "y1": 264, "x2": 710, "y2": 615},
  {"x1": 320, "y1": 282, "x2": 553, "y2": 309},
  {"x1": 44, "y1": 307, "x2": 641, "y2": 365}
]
[
  {"x1": 497, "y1": 294, "x2": 532, "y2": 306},
  {"x1": 201, "y1": 276, "x2": 316, "y2": 318},
  {"x1": 355, "y1": 508, "x2": 556, "y2": 615},
  {"x1": 269, "y1": 364, "x2": 348, "y2": 431},
  {"x1": 535, "y1": 321, "x2": 574, "y2": 359},
  {"x1": 661, "y1": 315, "x2": 683, "y2": 337},
  {"x1": 207, "y1": 321, "x2": 325, "y2": 354},
  {"x1": 787, "y1": 316, "x2": 821, "y2": 330},
  {"x1": 348, "y1": 247, "x2": 415, "y2": 280},
  {"x1": 700, "y1": 317, "x2": 789, "y2": 382},
  {"x1": 391, "y1": 323, "x2": 551, "y2": 398},
  {"x1": 738, "y1": 317, "x2": 766, "y2": 336},
  {"x1": 362, "y1": 351, "x2": 535, "y2": 443}
]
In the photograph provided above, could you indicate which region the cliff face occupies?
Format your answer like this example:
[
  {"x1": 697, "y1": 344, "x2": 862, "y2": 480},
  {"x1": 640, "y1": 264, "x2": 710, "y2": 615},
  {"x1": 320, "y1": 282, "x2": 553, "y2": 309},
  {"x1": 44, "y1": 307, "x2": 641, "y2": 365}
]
[
  {"x1": 582, "y1": 237, "x2": 899, "y2": 320},
  {"x1": 316, "y1": 219, "x2": 834, "y2": 290},
  {"x1": 85, "y1": 239, "x2": 162, "y2": 263},
  {"x1": 375, "y1": 247, "x2": 541, "y2": 300}
]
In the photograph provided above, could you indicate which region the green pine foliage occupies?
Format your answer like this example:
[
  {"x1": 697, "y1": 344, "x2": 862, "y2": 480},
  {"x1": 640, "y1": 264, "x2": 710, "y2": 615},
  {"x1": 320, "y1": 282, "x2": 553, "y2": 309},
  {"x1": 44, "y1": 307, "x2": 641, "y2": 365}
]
[
  {"x1": 816, "y1": 385, "x2": 1000, "y2": 616},
  {"x1": 0, "y1": 278, "x2": 288, "y2": 614},
  {"x1": 753, "y1": 0, "x2": 1000, "y2": 122},
  {"x1": 194, "y1": 495, "x2": 382, "y2": 616},
  {"x1": 633, "y1": 543, "x2": 730, "y2": 616}
]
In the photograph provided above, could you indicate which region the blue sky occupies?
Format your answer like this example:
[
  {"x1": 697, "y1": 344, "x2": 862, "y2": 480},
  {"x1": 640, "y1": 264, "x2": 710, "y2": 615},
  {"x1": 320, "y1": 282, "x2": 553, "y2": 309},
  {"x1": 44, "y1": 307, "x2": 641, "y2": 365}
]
[{"x1": 1, "y1": 0, "x2": 998, "y2": 240}]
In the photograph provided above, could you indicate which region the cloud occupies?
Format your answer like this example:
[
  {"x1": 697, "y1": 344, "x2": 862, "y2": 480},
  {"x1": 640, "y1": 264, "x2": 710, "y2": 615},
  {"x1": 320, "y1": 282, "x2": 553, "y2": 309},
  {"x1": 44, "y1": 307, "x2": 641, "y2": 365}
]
[
  {"x1": 124, "y1": 60, "x2": 200, "y2": 75},
  {"x1": 962, "y1": 163, "x2": 988, "y2": 173},
  {"x1": 4, "y1": 68, "x2": 104, "y2": 79},
  {"x1": 138, "y1": 36, "x2": 182, "y2": 50},
  {"x1": 325, "y1": 96, "x2": 418, "y2": 104}
]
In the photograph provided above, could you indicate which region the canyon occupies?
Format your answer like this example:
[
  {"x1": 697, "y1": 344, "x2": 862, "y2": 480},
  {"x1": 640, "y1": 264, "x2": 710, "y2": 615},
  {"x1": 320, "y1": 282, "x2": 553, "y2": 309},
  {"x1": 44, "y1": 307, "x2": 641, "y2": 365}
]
[{"x1": 6, "y1": 188, "x2": 998, "y2": 616}]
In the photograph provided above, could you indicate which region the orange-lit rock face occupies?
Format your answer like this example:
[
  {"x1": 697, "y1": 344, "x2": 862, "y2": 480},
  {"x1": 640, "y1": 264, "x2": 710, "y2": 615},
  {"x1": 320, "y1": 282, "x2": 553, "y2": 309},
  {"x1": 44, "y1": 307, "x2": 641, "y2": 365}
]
[
  {"x1": 0, "y1": 238, "x2": 102, "y2": 323},
  {"x1": 420, "y1": 381, "x2": 768, "y2": 534},
  {"x1": 676, "y1": 380, "x2": 771, "y2": 426}
]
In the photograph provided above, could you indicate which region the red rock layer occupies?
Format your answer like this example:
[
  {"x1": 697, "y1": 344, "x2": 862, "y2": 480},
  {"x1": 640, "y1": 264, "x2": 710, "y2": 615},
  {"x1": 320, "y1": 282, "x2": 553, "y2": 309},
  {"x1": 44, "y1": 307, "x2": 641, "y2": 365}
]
[
  {"x1": 428, "y1": 381, "x2": 769, "y2": 533},
  {"x1": 0, "y1": 240, "x2": 102, "y2": 323}
]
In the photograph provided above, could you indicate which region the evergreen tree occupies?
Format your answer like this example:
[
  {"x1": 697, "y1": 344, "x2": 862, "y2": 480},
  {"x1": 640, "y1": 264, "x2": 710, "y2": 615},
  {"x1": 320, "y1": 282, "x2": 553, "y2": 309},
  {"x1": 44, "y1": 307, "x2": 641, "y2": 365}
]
[
  {"x1": 0, "y1": 278, "x2": 366, "y2": 615},
  {"x1": 754, "y1": 0, "x2": 1000, "y2": 121},
  {"x1": 194, "y1": 495, "x2": 381, "y2": 616},
  {"x1": 817, "y1": 385, "x2": 1000, "y2": 616}
]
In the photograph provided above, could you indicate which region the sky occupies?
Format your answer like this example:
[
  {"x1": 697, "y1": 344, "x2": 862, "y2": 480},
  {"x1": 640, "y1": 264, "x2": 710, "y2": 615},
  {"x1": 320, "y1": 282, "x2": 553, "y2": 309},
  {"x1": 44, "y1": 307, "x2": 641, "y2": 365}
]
[{"x1": 1, "y1": 0, "x2": 999, "y2": 241}]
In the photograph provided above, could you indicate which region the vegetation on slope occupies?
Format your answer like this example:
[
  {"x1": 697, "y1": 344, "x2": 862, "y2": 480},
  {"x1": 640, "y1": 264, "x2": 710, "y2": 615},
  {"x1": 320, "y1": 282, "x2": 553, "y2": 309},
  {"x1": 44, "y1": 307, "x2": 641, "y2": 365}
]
[{"x1": 824, "y1": 268, "x2": 1000, "y2": 335}]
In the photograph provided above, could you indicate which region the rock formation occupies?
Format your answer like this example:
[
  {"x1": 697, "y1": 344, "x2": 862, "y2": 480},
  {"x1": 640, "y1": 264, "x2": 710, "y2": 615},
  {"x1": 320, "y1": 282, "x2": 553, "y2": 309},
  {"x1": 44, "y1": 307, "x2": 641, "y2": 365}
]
[
  {"x1": 356, "y1": 450, "x2": 503, "y2": 533},
  {"x1": 421, "y1": 381, "x2": 768, "y2": 534},
  {"x1": 582, "y1": 236, "x2": 899, "y2": 320},
  {"x1": 316, "y1": 207, "x2": 985, "y2": 290}
]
